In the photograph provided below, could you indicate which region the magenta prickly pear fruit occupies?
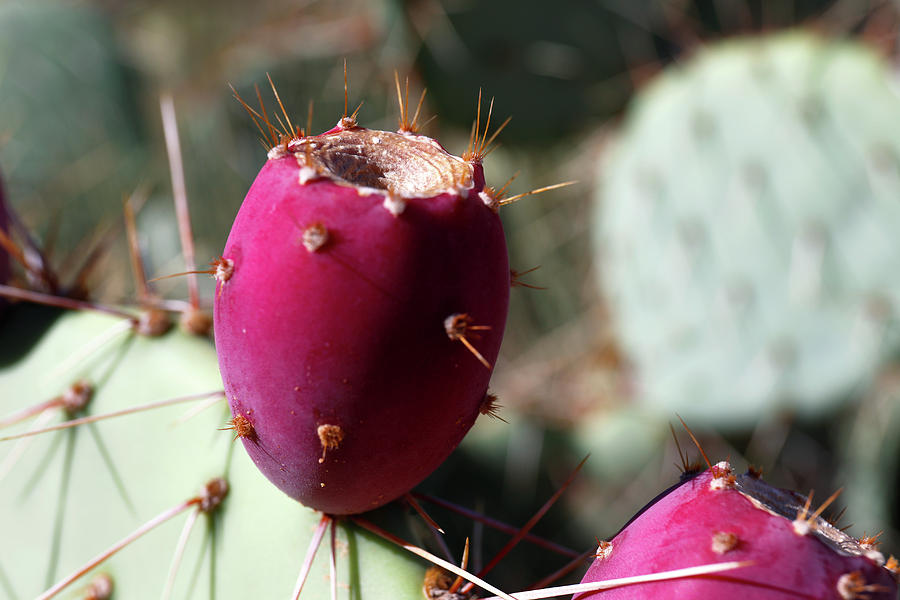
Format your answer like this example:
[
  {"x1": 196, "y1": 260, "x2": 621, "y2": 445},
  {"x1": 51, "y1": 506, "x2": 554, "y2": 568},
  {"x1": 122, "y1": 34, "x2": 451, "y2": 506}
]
[
  {"x1": 214, "y1": 109, "x2": 509, "y2": 515},
  {"x1": 576, "y1": 462, "x2": 899, "y2": 599},
  {"x1": 0, "y1": 171, "x2": 9, "y2": 298}
]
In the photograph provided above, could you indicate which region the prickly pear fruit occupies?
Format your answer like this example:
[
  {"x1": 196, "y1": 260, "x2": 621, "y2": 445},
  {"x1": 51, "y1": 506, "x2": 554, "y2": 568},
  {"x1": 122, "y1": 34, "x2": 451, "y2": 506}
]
[
  {"x1": 0, "y1": 171, "x2": 9, "y2": 293},
  {"x1": 214, "y1": 119, "x2": 510, "y2": 514},
  {"x1": 575, "y1": 461, "x2": 898, "y2": 599}
]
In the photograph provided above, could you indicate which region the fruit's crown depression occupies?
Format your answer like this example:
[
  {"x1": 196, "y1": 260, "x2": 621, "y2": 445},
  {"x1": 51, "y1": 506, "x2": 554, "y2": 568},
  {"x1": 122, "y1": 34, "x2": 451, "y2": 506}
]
[{"x1": 270, "y1": 124, "x2": 475, "y2": 199}]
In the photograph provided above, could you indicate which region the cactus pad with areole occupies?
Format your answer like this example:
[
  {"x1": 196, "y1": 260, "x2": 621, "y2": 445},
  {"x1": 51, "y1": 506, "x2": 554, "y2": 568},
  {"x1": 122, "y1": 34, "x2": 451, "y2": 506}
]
[{"x1": 0, "y1": 306, "x2": 430, "y2": 599}]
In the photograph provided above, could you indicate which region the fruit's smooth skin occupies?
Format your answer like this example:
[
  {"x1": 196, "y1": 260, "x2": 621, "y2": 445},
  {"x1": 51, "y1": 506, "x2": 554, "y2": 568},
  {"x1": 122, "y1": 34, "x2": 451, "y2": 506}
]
[
  {"x1": 214, "y1": 123, "x2": 510, "y2": 515},
  {"x1": 575, "y1": 462, "x2": 898, "y2": 599}
]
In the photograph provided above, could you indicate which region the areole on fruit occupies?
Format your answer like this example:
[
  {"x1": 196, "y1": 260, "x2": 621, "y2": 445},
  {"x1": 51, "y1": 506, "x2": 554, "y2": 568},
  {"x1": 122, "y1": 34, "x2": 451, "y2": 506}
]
[{"x1": 213, "y1": 83, "x2": 511, "y2": 515}]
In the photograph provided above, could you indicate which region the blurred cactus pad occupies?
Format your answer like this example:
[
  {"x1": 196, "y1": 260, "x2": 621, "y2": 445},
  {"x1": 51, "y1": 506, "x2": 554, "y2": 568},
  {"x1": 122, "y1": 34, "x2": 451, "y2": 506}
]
[
  {"x1": 596, "y1": 31, "x2": 900, "y2": 428},
  {"x1": 0, "y1": 2, "x2": 145, "y2": 246}
]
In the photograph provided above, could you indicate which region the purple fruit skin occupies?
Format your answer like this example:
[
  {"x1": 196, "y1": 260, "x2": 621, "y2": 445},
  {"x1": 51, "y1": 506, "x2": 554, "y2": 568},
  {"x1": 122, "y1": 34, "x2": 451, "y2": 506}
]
[
  {"x1": 575, "y1": 465, "x2": 898, "y2": 599},
  {"x1": 214, "y1": 138, "x2": 509, "y2": 515}
]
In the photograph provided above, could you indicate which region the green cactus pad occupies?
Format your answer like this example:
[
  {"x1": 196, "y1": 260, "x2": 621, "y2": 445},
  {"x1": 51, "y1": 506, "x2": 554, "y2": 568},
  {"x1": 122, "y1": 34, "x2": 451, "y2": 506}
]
[
  {"x1": 0, "y1": 306, "x2": 425, "y2": 599},
  {"x1": 596, "y1": 31, "x2": 900, "y2": 427}
]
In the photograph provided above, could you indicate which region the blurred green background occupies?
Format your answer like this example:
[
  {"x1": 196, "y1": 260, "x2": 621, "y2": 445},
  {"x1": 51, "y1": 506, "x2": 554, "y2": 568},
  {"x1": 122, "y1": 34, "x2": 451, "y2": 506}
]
[{"x1": 2, "y1": 0, "x2": 900, "y2": 594}]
